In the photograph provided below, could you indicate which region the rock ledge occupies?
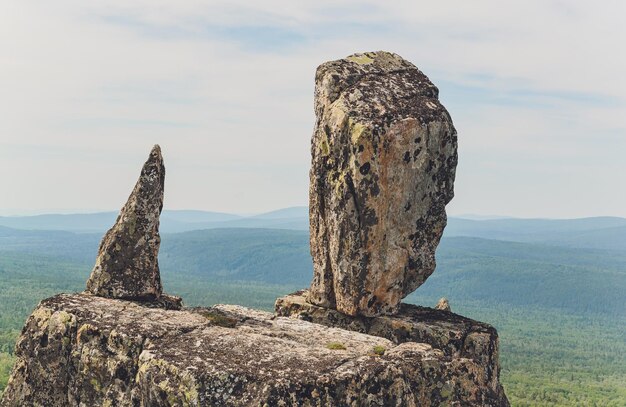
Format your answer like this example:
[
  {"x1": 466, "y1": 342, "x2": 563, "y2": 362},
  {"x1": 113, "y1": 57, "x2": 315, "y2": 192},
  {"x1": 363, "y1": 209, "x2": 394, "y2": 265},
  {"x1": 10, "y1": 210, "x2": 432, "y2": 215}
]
[{"x1": 1, "y1": 293, "x2": 509, "y2": 406}]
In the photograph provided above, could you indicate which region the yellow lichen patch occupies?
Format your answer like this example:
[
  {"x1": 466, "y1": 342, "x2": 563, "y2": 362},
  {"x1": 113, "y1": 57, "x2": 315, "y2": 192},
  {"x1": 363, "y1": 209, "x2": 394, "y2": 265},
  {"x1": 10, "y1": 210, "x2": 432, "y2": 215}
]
[
  {"x1": 328, "y1": 103, "x2": 348, "y2": 130},
  {"x1": 139, "y1": 355, "x2": 198, "y2": 406},
  {"x1": 30, "y1": 307, "x2": 53, "y2": 329},
  {"x1": 349, "y1": 120, "x2": 370, "y2": 145},
  {"x1": 347, "y1": 54, "x2": 375, "y2": 65},
  {"x1": 77, "y1": 323, "x2": 99, "y2": 345},
  {"x1": 328, "y1": 170, "x2": 348, "y2": 195},
  {"x1": 319, "y1": 132, "x2": 330, "y2": 157},
  {"x1": 48, "y1": 311, "x2": 75, "y2": 335}
]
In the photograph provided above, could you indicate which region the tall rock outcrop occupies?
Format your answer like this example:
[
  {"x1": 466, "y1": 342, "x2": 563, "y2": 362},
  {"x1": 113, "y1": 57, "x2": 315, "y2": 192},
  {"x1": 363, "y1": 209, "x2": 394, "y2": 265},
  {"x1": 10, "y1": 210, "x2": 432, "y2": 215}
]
[
  {"x1": 309, "y1": 51, "x2": 458, "y2": 316},
  {"x1": 1, "y1": 54, "x2": 509, "y2": 406},
  {"x1": 86, "y1": 145, "x2": 165, "y2": 300}
]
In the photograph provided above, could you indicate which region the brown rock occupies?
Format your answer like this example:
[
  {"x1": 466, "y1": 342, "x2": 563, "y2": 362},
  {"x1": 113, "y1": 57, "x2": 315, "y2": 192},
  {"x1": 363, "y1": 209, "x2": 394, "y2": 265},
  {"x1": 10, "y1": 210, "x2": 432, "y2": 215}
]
[
  {"x1": 308, "y1": 51, "x2": 458, "y2": 316},
  {"x1": 85, "y1": 145, "x2": 165, "y2": 300}
]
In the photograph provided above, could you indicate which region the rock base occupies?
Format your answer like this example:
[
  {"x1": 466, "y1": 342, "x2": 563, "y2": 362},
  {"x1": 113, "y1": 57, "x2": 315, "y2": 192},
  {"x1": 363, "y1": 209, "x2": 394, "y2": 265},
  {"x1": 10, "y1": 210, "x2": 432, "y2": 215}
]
[
  {"x1": 276, "y1": 290, "x2": 509, "y2": 406},
  {"x1": 2, "y1": 293, "x2": 508, "y2": 406}
]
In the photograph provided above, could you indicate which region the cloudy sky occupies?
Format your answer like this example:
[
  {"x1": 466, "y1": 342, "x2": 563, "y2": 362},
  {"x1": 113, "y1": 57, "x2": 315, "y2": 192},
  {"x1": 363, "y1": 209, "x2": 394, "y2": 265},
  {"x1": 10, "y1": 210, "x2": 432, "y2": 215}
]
[{"x1": 1, "y1": 1, "x2": 624, "y2": 217}]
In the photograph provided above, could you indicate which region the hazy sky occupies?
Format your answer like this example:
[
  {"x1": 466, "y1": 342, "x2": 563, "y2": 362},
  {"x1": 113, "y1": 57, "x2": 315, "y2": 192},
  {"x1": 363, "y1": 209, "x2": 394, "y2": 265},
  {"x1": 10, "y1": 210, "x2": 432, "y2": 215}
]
[{"x1": 1, "y1": 1, "x2": 625, "y2": 218}]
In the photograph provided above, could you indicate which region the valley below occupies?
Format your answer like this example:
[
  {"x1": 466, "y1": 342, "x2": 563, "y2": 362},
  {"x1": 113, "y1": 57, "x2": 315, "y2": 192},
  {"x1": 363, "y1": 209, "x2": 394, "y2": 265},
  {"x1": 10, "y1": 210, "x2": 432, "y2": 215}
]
[{"x1": 0, "y1": 209, "x2": 625, "y2": 406}]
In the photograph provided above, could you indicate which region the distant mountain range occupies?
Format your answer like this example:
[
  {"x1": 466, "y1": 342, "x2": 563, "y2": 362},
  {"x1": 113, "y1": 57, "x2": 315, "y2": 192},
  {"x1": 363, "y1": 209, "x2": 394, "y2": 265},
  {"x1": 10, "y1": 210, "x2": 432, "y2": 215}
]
[
  {"x1": 0, "y1": 207, "x2": 308, "y2": 233},
  {"x1": 1, "y1": 207, "x2": 625, "y2": 251}
]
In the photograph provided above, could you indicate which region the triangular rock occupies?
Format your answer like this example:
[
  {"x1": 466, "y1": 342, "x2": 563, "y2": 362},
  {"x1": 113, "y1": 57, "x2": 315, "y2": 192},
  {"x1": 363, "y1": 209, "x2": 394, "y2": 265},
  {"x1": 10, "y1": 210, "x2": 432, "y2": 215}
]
[{"x1": 86, "y1": 145, "x2": 165, "y2": 300}]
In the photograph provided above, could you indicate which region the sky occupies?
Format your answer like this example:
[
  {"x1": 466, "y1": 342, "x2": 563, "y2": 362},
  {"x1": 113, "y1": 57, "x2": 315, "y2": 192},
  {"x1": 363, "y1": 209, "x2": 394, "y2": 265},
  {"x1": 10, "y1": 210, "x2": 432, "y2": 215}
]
[{"x1": 1, "y1": 1, "x2": 625, "y2": 218}]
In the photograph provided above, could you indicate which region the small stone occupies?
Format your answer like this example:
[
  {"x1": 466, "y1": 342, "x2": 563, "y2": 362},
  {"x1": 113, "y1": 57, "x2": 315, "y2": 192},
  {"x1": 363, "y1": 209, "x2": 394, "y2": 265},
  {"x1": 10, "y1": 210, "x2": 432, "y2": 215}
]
[
  {"x1": 435, "y1": 297, "x2": 451, "y2": 312},
  {"x1": 308, "y1": 51, "x2": 458, "y2": 316},
  {"x1": 85, "y1": 145, "x2": 165, "y2": 300}
]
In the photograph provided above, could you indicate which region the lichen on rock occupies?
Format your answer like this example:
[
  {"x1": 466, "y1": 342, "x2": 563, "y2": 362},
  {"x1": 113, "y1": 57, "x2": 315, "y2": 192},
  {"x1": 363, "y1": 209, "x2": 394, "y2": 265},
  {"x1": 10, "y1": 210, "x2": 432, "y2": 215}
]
[
  {"x1": 85, "y1": 145, "x2": 166, "y2": 301},
  {"x1": 0, "y1": 53, "x2": 510, "y2": 407},
  {"x1": 308, "y1": 51, "x2": 458, "y2": 316},
  {"x1": 1, "y1": 294, "x2": 510, "y2": 406}
]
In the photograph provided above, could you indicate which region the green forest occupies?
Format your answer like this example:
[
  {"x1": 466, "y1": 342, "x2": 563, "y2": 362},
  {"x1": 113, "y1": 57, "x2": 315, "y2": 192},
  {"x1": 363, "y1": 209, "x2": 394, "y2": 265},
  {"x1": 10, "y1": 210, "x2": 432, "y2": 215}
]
[{"x1": 1, "y1": 224, "x2": 625, "y2": 405}]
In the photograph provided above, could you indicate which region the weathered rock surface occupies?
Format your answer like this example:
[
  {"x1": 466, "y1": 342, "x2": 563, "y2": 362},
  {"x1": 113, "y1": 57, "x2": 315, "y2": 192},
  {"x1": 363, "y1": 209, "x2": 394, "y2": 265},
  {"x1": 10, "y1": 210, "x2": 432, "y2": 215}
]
[
  {"x1": 435, "y1": 297, "x2": 451, "y2": 312},
  {"x1": 308, "y1": 51, "x2": 458, "y2": 316},
  {"x1": 2, "y1": 294, "x2": 509, "y2": 407},
  {"x1": 86, "y1": 145, "x2": 165, "y2": 300},
  {"x1": 276, "y1": 290, "x2": 507, "y2": 405}
]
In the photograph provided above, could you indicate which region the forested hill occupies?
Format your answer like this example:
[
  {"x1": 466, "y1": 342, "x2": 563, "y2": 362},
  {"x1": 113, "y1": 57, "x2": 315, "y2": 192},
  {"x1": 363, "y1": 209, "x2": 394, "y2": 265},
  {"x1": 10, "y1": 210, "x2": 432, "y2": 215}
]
[
  {"x1": 0, "y1": 225, "x2": 624, "y2": 316},
  {"x1": 1, "y1": 214, "x2": 625, "y2": 405}
]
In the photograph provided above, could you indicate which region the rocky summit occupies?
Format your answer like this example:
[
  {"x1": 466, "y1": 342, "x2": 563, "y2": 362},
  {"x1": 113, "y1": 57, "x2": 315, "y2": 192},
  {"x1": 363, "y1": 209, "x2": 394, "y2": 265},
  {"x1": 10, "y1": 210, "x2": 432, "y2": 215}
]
[
  {"x1": 308, "y1": 51, "x2": 458, "y2": 316},
  {"x1": 1, "y1": 53, "x2": 508, "y2": 406},
  {"x1": 1, "y1": 294, "x2": 509, "y2": 406},
  {"x1": 86, "y1": 145, "x2": 166, "y2": 301}
]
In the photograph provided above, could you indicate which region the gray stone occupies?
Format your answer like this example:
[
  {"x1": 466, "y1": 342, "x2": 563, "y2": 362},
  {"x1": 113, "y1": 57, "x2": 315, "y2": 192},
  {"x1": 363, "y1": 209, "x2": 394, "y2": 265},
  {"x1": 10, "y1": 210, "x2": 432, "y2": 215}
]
[
  {"x1": 85, "y1": 145, "x2": 165, "y2": 300},
  {"x1": 1, "y1": 294, "x2": 509, "y2": 407},
  {"x1": 276, "y1": 290, "x2": 505, "y2": 399},
  {"x1": 309, "y1": 51, "x2": 458, "y2": 316}
]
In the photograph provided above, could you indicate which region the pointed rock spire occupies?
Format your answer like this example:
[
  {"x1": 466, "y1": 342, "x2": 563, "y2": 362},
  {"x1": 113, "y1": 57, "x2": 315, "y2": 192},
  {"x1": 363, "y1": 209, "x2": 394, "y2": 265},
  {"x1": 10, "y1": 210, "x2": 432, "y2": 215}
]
[{"x1": 86, "y1": 145, "x2": 165, "y2": 300}]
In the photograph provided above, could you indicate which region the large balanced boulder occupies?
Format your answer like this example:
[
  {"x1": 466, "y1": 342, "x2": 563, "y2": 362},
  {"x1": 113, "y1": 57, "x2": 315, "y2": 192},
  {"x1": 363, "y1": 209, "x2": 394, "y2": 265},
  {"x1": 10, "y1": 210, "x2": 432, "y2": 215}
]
[
  {"x1": 85, "y1": 145, "x2": 165, "y2": 300},
  {"x1": 309, "y1": 51, "x2": 458, "y2": 316}
]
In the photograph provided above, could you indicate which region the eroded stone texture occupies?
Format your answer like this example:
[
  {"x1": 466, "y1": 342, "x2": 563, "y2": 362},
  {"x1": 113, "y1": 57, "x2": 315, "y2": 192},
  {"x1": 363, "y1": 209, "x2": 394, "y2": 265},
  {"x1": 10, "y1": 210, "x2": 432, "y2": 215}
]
[
  {"x1": 276, "y1": 290, "x2": 506, "y2": 400},
  {"x1": 308, "y1": 51, "x2": 458, "y2": 316},
  {"x1": 1, "y1": 294, "x2": 509, "y2": 407},
  {"x1": 85, "y1": 145, "x2": 165, "y2": 300},
  {"x1": 435, "y1": 297, "x2": 451, "y2": 312}
]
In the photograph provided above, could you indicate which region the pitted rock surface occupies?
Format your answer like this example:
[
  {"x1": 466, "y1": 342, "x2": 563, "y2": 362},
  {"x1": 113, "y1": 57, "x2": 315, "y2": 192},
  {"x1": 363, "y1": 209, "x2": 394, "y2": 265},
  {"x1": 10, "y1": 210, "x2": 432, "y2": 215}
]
[
  {"x1": 308, "y1": 51, "x2": 458, "y2": 316},
  {"x1": 86, "y1": 145, "x2": 165, "y2": 300},
  {"x1": 1, "y1": 294, "x2": 509, "y2": 407},
  {"x1": 276, "y1": 290, "x2": 505, "y2": 391}
]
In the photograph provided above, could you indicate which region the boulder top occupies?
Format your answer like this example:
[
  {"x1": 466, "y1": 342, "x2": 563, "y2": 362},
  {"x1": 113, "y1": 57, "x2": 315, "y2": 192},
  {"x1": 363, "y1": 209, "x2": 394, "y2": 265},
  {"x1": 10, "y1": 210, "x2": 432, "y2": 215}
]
[{"x1": 314, "y1": 51, "x2": 447, "y2": 127}]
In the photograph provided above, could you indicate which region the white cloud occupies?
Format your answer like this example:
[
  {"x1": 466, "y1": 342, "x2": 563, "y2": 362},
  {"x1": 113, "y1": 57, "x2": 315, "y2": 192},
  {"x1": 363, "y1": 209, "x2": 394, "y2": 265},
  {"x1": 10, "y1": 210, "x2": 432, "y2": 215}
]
[{"x1": 0, "y1": 0, "x2": 624, "y2": 216}]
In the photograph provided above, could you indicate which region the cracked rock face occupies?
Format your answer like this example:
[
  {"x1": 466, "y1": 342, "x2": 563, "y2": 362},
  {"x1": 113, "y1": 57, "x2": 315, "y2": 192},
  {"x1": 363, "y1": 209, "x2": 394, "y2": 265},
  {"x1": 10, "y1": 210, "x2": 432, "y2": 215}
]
[
  {"x1": 85, "y1": 145, "x2": 165, "y2": 300},
  {"x1": 1, "y1": 294, "x2": 509, "y2": 407},
  {"x1": 308, "y1": 51, "x2": 458, "y2": 316}
]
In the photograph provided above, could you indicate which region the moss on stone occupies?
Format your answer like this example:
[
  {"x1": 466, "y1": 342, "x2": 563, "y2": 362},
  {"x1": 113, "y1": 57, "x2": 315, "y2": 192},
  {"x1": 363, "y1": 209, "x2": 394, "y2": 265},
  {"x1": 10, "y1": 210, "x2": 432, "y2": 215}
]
[
  {"x1": 198, "y1": 310, "x2": 237, "y2": 328},
  {"x1": 326, "y1": 341, "x2": 346, "y2": 350},
  {"x1": 372, "y1": 345, "x2": 386, "y2": 356}
]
